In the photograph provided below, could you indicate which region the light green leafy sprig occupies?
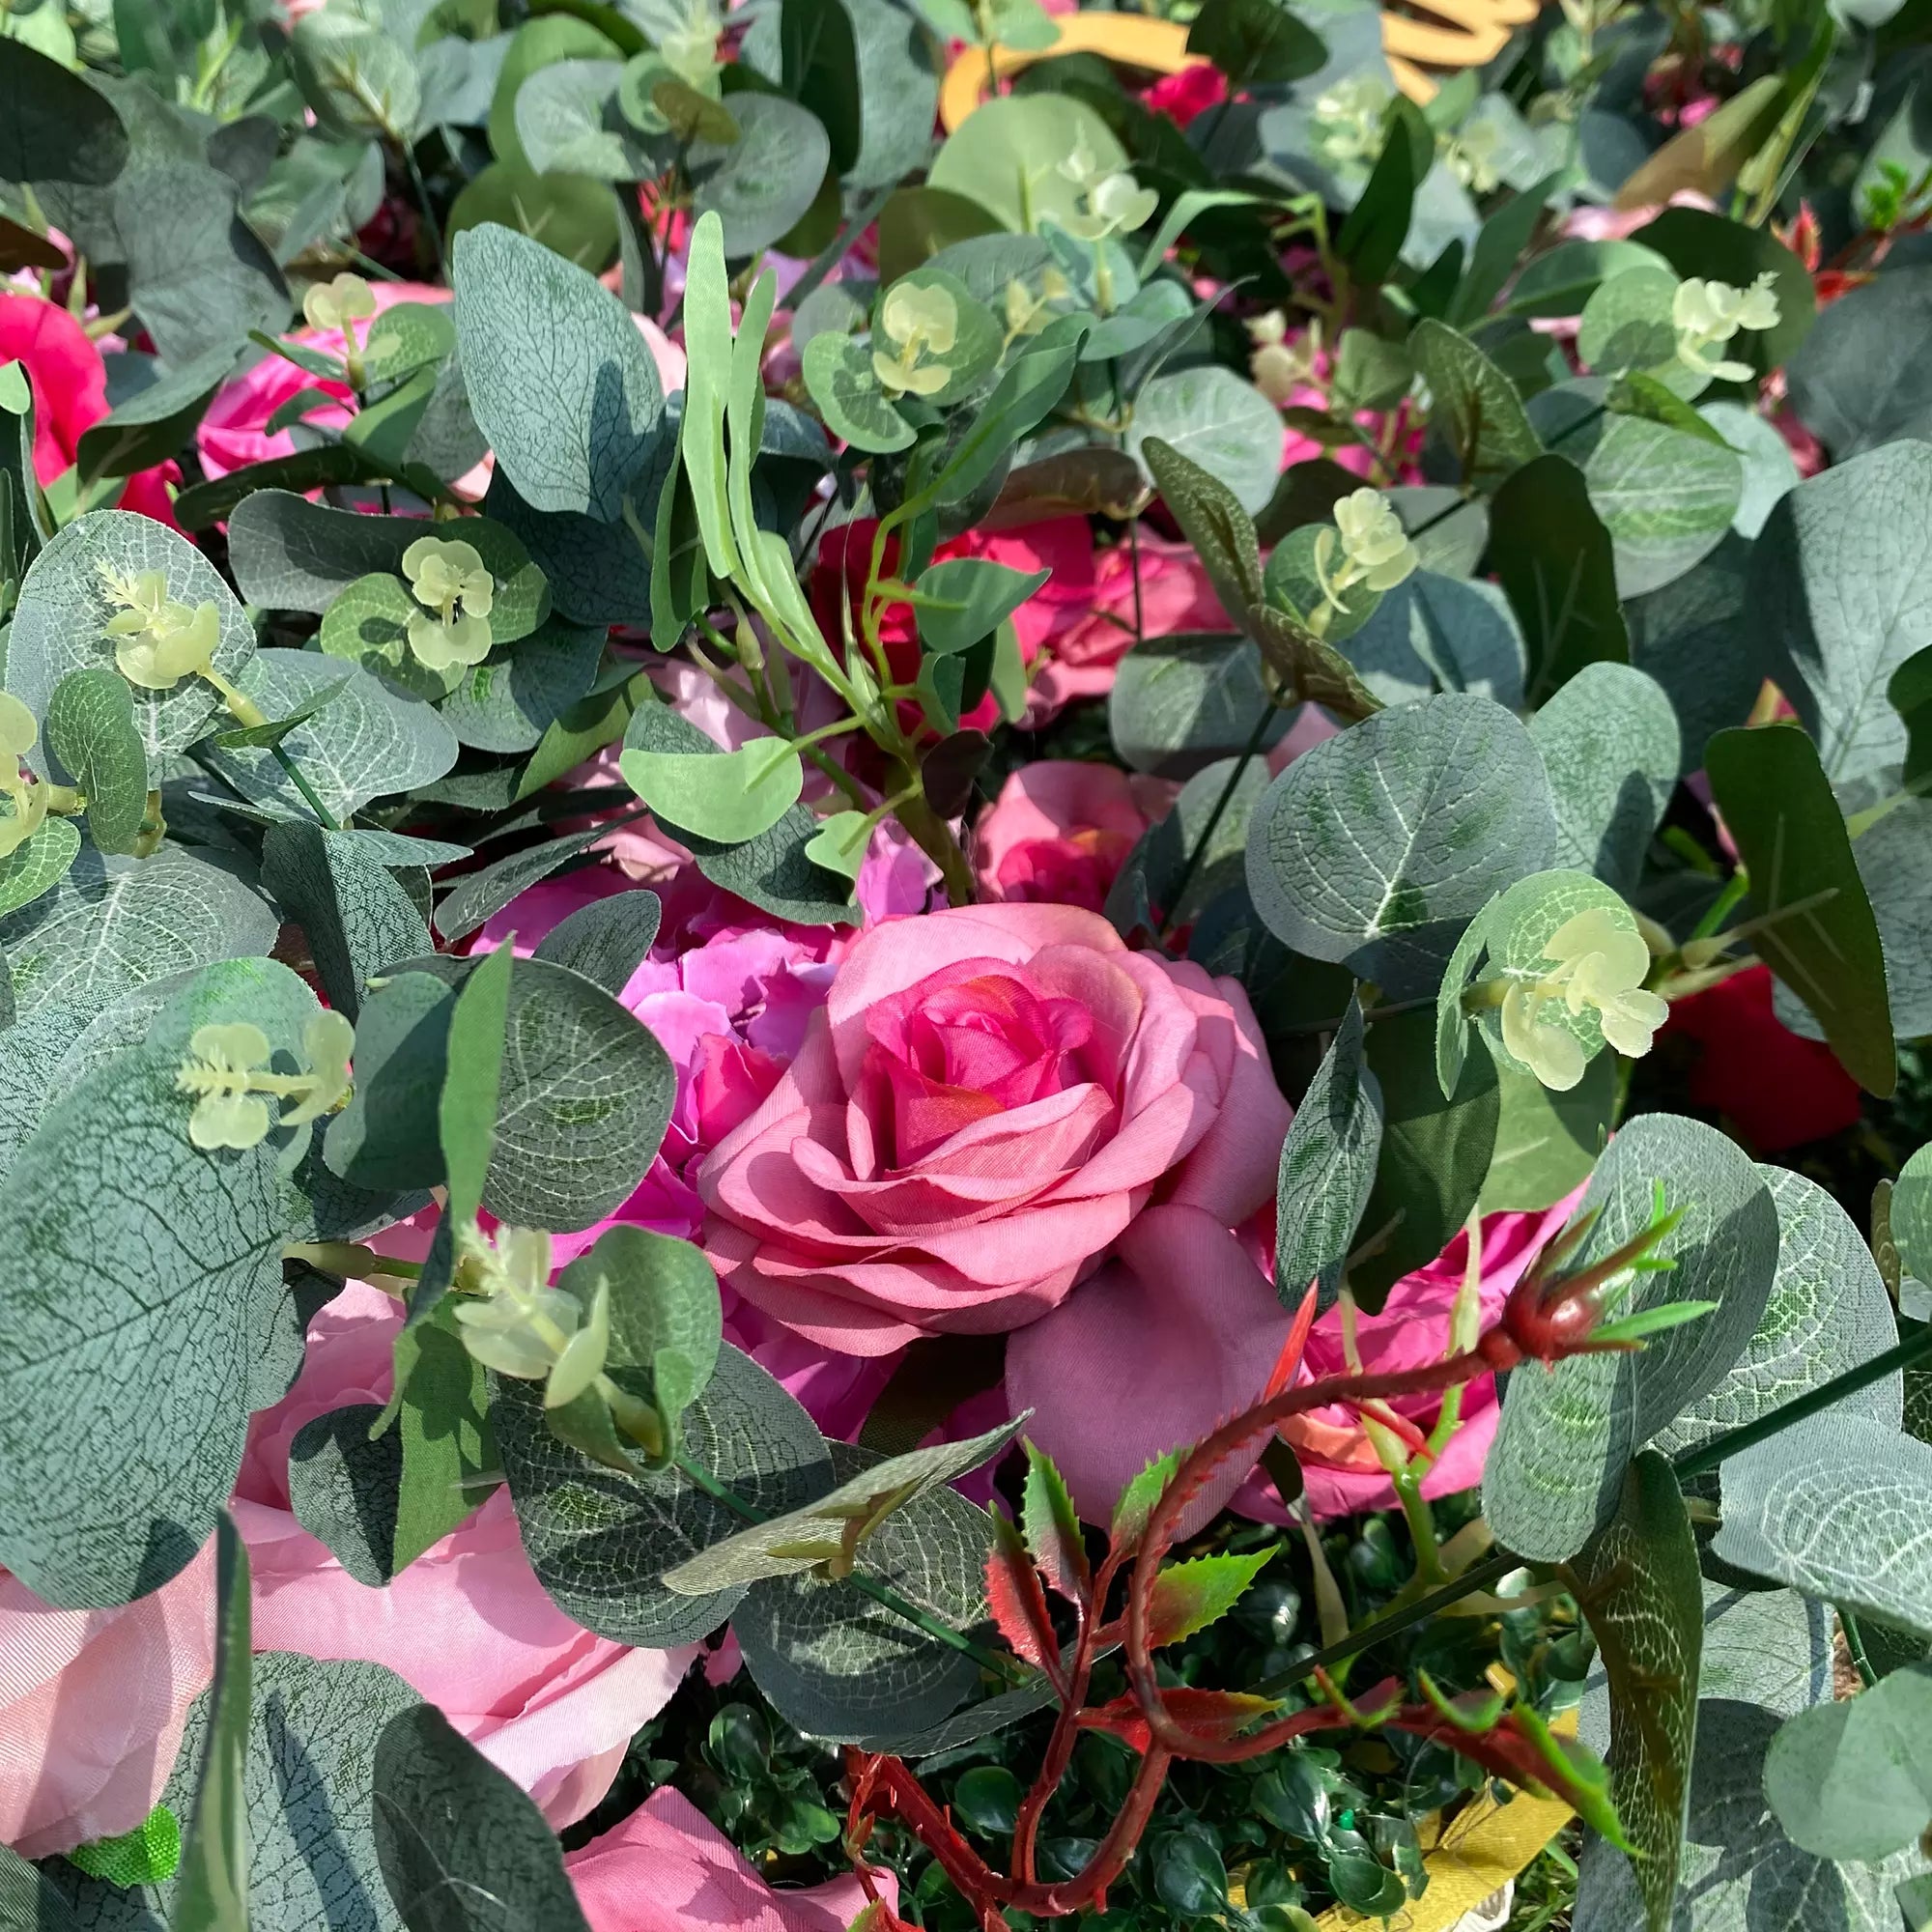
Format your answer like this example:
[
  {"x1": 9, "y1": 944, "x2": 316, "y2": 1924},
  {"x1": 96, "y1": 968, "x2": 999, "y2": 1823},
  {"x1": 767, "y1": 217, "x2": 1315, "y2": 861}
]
[
  {"x1": 1499, "y1": 904, "x2": 1669, "y2": 1091},
  {"x1": 175, "y1": 1010, "x2": 355, "y2": 1150},
  {"x1": 0, "y1": 691, "x2": 51, "y2": 861}
]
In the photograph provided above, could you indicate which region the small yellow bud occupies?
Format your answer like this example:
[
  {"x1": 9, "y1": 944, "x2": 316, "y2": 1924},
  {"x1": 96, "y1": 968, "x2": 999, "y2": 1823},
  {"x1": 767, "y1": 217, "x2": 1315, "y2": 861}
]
[{"x1": 302, "y1": 272, "x2": 377, "y2": 333}]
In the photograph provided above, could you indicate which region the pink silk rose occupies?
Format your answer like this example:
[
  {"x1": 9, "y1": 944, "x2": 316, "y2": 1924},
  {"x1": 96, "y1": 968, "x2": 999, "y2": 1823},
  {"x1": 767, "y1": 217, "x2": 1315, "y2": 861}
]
[
  {"x1": 0, "y1": 1546, "x2": 215, "y2": 1860},
  {"x1": 565, "y1": 1787, "x2": 894, "y2": 1932},
  {"x1": 696, "y1": 902, "x2": 1290, "y2": 1356},
  {"x1": 0, "y1": 292, "x2": 180, "y2": 526},
  {"x1": 1026, "y1": 531, "x2": 1231, "y2": 719},
  {"x1": 971, "y1": 761, "x2": 1170, "y2": 913},
  {"x1": 235, "y1": 1279, "x2": 697, "y2": 1828}
]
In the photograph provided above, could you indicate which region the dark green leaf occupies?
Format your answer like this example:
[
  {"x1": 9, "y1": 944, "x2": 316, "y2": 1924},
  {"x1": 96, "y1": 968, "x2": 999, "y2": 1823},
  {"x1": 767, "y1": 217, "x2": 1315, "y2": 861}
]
[
  {"x1": 288, "y1": 1403, "x2": 403, "y2": 1587},
  {"x1": 781, "y1": 0, "x2": 863, "y2": 175},
  {"x1": 323, "y1": 972, "x2": 452, "y2": 1195},
  {"x1": 1275, "y1": 994, "x2": 1383, "y2": 1310},
  {"x1": 262, "y1": 821, "x2": 431, "y2": 1020},
  {"x1": 374, "y1": 1706, "x2": 591, "y2": 1932},
  {"x1": 1568, "y1": 1454, "x2": 1701, "y2": 1932},
  {"x1": 0, "y1": 41, "x2": 128, "y2": 185},
  {"x1": 171, "y1": 1515, "x2": 249, "y2": 1932},
  {"x1": 1490, "y1": 451, "x2": 1629, "y2": 702},
  {"x1": 1407, "y1": 318, "x2": 1543, "y2": 490},
  {"x1": 439, "y1": 937, "x2": 512, "y2": 1227},
  {"x1": 1705, "y1": 724, "x2": 1894, "y2": 1096},
  {"x1": 43, "y1": 668, "x2": 148, "y2": 857},
  {"x1": 1185, "y1": 0, "x2": 1323, "y2": 87},
  {"x1": 530, "y1": 888, "x2": 661, "y2": 995}
]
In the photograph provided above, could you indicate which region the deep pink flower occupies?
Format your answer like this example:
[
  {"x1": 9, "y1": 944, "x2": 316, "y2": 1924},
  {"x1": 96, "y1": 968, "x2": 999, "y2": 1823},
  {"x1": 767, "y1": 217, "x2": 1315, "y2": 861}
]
[
  {"x1": 0, "y1": 292, "x2": 180, "y2": 526},
  {"x1": 972, "y1": 760, "x2": 1167, "y2": 912},
  {"x1": 1026, "y1": 530, "x2": 1231, "y2": 719},
  {"x1": 696, "y1": 903, "x2": 1289, "y2": 1357},
  {"x1": 1143, "y1": 62, "x2": 1228, "y2": 128}
]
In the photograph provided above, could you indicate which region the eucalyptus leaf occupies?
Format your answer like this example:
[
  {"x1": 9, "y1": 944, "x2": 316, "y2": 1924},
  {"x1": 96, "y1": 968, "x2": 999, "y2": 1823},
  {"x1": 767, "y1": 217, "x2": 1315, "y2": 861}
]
[
  {"x1": 530, "y1": 888, "x2": 661, "y2": 996},
  {"x1": 8, "y1": 511, "x2": 255, "y2": 772},
  {"x1": 1485, "y1": 1113, "x2": 1778, "y2": 1563},
  {"x1": 1108, "y1": 633, "x2": 1286, "y2": 780},
  {"x1": 496, "y1": 1343, "x2": 831, "y2": 1646},
  {"x1": 0, "y1": 958, "x2": 323, "y2": 1606},
  {"x1": 688, "y1": 93, "x2": 833, "y2": 260},
  {"x1": 200, "y1": 650, "x2": 460, "y2": 822},
  {"x1": 1704, "y1": 724, "x2": 1894, "y2": 1096},
  {"x1": 0, "y1": 846, "x2": 278, "y2": 1026},
  {"x1": 1526, "y1": 661, "x2": 1680, "y2": 893},
  {"x1": 1569, "y1": 1453, "x2": 1701, "y2": 1932},
  {"x1": 261, "y1": 820, "x2": 431, "y2": 1020},
  {"x1": 43, "y1": 669, "x2": 152, "y2": 857},
  {"x1": 1244, "y1": 693, "x2": 1557, "y2": 998},
  {"x1": 373, "y1": 1706, "x2": 593, "y2": 1932},
  {"x1": 1127, "y1": 367, "x2": 1283, "y2": 518},
  {"x1": 1752, "y1": 440, "x2": 1932, "y2": 786},
  {"x1": 735, "y1": 1443, "x2": 992, "y2": 1745},
  {"x1": 1274, "y1": 994, "x2": 1382, "y2": 1311},
  {"x1": 453, "y1": 221, "x2": 667, "y2": 523}
]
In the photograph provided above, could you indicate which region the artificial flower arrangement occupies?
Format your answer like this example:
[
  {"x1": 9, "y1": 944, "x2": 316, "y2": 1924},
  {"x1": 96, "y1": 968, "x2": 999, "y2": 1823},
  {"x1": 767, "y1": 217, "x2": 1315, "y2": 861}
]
[{"x1": 1, "y1": 1, "x2": 1932, "y2": 1929}]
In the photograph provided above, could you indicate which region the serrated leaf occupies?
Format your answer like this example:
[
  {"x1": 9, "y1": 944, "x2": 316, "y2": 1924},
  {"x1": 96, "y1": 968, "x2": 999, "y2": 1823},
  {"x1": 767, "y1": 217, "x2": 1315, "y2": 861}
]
[
  {"x1": 735, "y1": 1442, "x2": 993, "y2": 1745},
  {"x1": 1568, "y1": 1453, "x2": 1702, "y2": 1932},
  {"x1": 1244, "y1": 692, "x2": 1557, "y2": 998},
  {"x1": 1109, "y1": 1448, "x2": 1181, "y2": 1552},
  {"x1": 453, "y1": 222, "x2": 666, "y2": 523},
  {"x1": 1408, "y1": 319, "x2": 1543, "y2": 489},
  {"x1": 663, "y1": 1415, "x2": 1024, "y2": 1594},
  {"x1": 1022, "y1": 1442, "x2": 1089, "y2": 1600},
  {"x1": 495, "y1": 1343, "x2": 831, "y2": 1646},
  {"x1": 1146, "y1": 1548, "x2": 1272, "y2": 1647},
  {"x1": 1704, "y1": 724, "x2": 1894, "y2": 1096},
  {"x1": 373, "y1": 1705, "x2": 592, "y2": 1932},
  {"x1": 530, "y1": 888, "x2": 661, "y2": 996},
  {"x1": 262, "y1": 820, "x2": 430, "y2": 1020},
  {"x1": 1275, "y1": 993, "x2": 1383, "y2": 1310},
  {"x1": 1485, "y1": 1113, "x2": 1779, "y2": 1563},
  {"x1": 0, "y1": 958, "x2": 323, "y2": 1607},
  {"x1": 1140, "y1": 436, "x2": 1263, "y2": 621},
  {"x1": 1526, "y1": 662, "x2": 1680, "y2": 894}
]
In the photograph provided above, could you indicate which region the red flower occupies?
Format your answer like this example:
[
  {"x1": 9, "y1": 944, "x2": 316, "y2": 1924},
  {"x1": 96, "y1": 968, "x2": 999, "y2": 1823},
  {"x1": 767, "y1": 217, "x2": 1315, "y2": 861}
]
[
  {"x1": 1663, "y1": 964, "x2": 1861, "y2": 1152},
  {"x1": 1142, "y1": 63, "x2": 1228, "y2": 128},
  {"x1": 0, "y1": 292, "x2": 179, "y2": 526}
]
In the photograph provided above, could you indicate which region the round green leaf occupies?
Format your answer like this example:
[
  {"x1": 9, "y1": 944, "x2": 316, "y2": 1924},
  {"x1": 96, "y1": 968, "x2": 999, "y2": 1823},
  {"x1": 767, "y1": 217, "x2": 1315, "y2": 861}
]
[
  {"x1": 619, "y1": 736, "x2": 806, "y2": 843},
  {"x1": 688, "y1": 92, "x2": 832, "y2": 259},
  {"x1": 927, "y1": 93, "x2": 1127, "y2": 235}
]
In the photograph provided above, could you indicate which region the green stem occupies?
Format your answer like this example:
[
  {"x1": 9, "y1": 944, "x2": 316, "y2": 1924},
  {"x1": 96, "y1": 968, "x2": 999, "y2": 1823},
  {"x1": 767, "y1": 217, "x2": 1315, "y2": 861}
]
[
  {"x1": 1156, "y1": 698, "x2": 1278, "y2": 940},
  {"x1": 270, "y1": 743, "x2": 344, "y2": 832},
  {"x1": 1689, "y1": 868, "x2": 1751, "y2": 943},
  {"x1": 1840, "y1": 1607, "x2": 1880, "y2": 1690},
  {"x1": 672, "y1": 1454, "x2": 1023, "y2": 1683},
  {"x1": 402, "y1": 144, "x2": 447, "y2": 283},
  {"x1": 1671, "y1": 1321, "x2": 1932, "y2": 1480}
]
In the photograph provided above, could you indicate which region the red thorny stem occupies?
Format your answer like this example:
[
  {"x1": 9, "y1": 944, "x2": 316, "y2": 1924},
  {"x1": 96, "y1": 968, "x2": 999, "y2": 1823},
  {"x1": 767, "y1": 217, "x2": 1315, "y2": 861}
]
[{"x1": 843, "y1": 1259, "x2": 1635, "y2": 1921}]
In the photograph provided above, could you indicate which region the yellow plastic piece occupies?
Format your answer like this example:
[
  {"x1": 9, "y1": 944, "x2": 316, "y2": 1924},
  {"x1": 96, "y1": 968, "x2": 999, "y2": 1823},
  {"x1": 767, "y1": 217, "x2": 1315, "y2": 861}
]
[
  {"x1": 1308, "y1": 1703, "x2": 1579, "y2": 1931},
  {"x1": 937, "y1": 0, "x2": 1548, "y2": 123}
]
